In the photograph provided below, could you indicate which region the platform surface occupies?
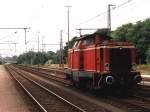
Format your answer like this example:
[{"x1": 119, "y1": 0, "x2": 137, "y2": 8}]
[{"x1": 0, "y1": 65, "x2": 31, "y2": 112}]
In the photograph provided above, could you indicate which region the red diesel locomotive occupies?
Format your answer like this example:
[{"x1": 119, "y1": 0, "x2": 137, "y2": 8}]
[{"x1": 65, "y1": 29, "x2": 142, "y2": 90}]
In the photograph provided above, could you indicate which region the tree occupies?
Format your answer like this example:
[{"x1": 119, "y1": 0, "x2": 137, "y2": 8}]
[
  {"x1": 146, "y1": 45, "x2": 150, "y2": 64},
  {"x1": 63, "y1": 36, "x2": 78, "y2": 64},
  {"x1": 112, "y1": 18, "x2": 150, "y2": 64}
]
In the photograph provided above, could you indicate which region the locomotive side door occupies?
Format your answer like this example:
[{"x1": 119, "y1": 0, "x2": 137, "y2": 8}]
[
  {"x1": 96, "y1": 48, "x2": 100, "y2": 72},
  {"x1": 96, "y1": 47, "x2": 103, "y2": 72},
  {"x1": 100, "y1": 48, "x2": 104, "y2": 72}
]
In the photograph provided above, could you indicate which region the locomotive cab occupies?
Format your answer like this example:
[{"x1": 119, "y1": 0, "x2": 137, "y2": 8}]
[{"x1": 66, "y1": 29, "x2": 142, "y2": 90}]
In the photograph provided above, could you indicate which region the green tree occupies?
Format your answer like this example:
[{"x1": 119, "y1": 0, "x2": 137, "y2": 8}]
[
  {"x1": 112, "y1": 18, "x2": 150, "y2": 64},
  {"x1": 146, "y1": 45, "x2": 150, "y2": 64},
  {"x1": 63, "y1": 36, "x2": 78, "y2": 64}
]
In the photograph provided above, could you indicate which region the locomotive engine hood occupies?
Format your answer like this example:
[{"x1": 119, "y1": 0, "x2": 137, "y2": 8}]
[{"x1": 109, "y1": 46, "x2": 132, "y2": 73}]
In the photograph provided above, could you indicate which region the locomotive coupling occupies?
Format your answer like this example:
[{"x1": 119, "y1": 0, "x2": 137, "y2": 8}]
[{"x1": 105, "y1": 76, "x2": 115, "y2": 85}]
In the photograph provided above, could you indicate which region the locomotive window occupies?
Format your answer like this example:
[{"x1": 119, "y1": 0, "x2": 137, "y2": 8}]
[
  {"x1": 73, "y1": 41, "x2": 78, "y2": 48},
  {"x1": 82, "y1": 37, "x2": 95, "y2": 46},
  {"x1": 82, "y1": 40, "x2": 87, "y2": 45}
]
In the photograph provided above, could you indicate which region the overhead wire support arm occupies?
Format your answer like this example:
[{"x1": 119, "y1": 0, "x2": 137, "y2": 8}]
[
  {"x1": 0, "y1": 27, "x2": 31, "y2": 45},
  {"x1": 42, "y1": 43, "x2": 59, "y2": 45},
  {"x1": 0, "y1": 27, "x2": 31, "y2": 65},
  {"x1": 76, "y1": 28, "x2": 101, "y2": 36},
  {"x1": 0, "y1": 42, "x2": 18, "y2": 44},
  {"x1": 0, "y1": 28, "x2": 30, "y2": 29}
]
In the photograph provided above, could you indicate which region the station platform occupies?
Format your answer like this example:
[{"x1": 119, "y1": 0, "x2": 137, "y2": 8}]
[{"x1": 0, "y1": 65, "x2": 35, "y2": 112}]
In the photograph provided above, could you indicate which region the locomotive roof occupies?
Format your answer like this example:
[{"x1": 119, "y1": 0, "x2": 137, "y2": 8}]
[{"x1": 77, "y1": 28, "x2": 110, "y2": 40}]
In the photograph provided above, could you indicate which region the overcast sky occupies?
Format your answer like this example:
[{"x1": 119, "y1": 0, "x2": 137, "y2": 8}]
[{"x1": 0, "y1": 0, "x2": 149, "y2": 57}]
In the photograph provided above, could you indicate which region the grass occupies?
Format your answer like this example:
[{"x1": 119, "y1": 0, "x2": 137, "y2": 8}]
[
  {"x1": 32, "y1": 64, "x2": 150, "y2": 75},
  {"x1": 137, "y1": 64, "x2": 150, "y2": 75},
  {"x1": 43, "y1": 64, "x2": 68, "y2": 69}
]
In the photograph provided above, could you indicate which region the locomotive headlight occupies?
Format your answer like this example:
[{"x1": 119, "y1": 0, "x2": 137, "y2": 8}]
[
  {"x1": 133, "y1": 74, "x2": 142, "y2": 83},
  {"x1": 106, "y1": 76, "x2": 114, "y2": 85},
  {"x1": 105, "y1": 63, "x2": 110, "y2": 71},
  {"x1": 132, "y1": 63, "x2": 136, "y2": 71}
]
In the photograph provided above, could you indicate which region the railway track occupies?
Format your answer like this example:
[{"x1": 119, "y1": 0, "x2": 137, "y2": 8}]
[
  {"x1": 108, "y1": 95, "x2": 150, "y2": 112},
  {"x1": 6, "y1": 65, "x2": 114, "y2": 112},
  {"x1": 18, "y1": 65, "x2": 64, "y2": 76},
  {"x1": 6, "y1": 65, "x2": 86, "y2": 112},
  {"x1": 14, "y1": 64, "x2": 70, "y2": 85},
  {"x1": 142, "y1": 77, "x2": 150, "y2": 82},
  {"x1": 15, "y1": 65, "x2": 150, "y2": 92},
  {"x1": 8, "y1": 64, "x2": 150, "y2": 112},
  {"x1": 18, "y1": 65, "x2": 150, "y2": 83}
]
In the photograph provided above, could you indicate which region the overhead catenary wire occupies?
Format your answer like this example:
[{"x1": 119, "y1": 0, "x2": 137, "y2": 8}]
[
  {"x1": 0, "y1": 32, "x2": 17, "y2": 41},
  {"x1": 76, "y1": 0, "x2": 133, "y2": 27}
]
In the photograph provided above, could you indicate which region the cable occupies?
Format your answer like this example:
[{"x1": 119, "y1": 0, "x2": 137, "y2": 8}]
[
  {"x1": 0, "y1": 32, "x2": 17, "y2": 40},
  {"x1": 77, "y1": 11, "x2": 107, "y2": 26},
  {"x1": 115, "y1": 0, "x2": 133, "y2": 9},
  {"x1": 76, "y1": 0, "x2": 133, "y2": 27}
]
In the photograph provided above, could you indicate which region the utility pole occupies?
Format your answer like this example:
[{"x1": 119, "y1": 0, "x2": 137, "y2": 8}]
[
  {"x1": 24, "y1": 28, "x2": 28, "y2": 52},
  {"x1": 59, "y1": 30, "x2": 63, "y2": 68},
  {"x1": 65, "y1": 5, "x2": 72, "y2": 49},
  {"x1": 107, "y1": 4, "x2": 115, "y2": 36},
  {"x1": 0, "y1": 27, "x2": 30, "y2": 65},
  {"x1": 42, "y1": 36, "x2": 45, "y2": 52},
  {"x1": 37, "y1": 32, "x2": 40, "y2": 71},
  {"x1": 14, "y1": 43, "x2": 17, "y2": 53}
]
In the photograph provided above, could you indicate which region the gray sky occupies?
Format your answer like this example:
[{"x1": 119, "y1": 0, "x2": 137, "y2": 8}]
[{"x1": 0, "y1": 0, "x2": 149, "y2": 57}]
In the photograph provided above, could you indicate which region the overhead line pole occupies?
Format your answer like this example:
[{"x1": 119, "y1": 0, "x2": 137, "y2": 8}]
[
  {"x1": 0, "y1": 27, "x2": 30, "y2": 63},
  {"x1": 60, "y1": 30, "x2": 63, "y2": 68},
  {"x1": 65, "y1": 5, "x2": 72, "y2": 49},
  {"x1": 107, "y1": 4, "x2": 116, "y2": 36},
  {"x1": 37, "y1": 32, "x2": 40, "y2": 71},
  {"x1": 77, "y1": 0, "x2": 132, "y2": 27}
]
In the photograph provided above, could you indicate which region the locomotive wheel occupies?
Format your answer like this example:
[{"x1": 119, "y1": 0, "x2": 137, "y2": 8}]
[{"x1": 65, "y1": 73, "x2": 70, "y2": 80}]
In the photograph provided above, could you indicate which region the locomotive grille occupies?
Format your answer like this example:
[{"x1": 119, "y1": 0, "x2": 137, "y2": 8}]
[{"x1": 109, "y1": 48, "x2": 132, "y2": 73}]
